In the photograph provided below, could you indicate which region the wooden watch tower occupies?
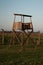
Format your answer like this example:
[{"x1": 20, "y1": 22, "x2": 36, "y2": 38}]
[{"x1": 12, "y1": 13, "x2": 33, "y2": 46}]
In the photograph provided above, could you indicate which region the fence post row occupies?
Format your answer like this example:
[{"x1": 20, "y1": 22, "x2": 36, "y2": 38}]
[{"x1": 0, "y1": 31, "x2": 42, "y2": 45}]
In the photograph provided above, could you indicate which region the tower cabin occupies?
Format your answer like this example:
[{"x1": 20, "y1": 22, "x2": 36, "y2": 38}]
[{"x1": 12, "y1": 13, "x2": 33, "y2": 32}]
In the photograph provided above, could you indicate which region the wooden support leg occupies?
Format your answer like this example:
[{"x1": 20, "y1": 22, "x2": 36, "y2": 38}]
[
  {"x1": 14, "y1": 31, "x2": 21, "y2": 43},
  {"x1": 12, "y1": 31, "x2": 21, "y2": 45},
  {"x1": 20, "y1": 31, "x2": 23, "y2": 46},
  {"x1": 24, "y1": 31, "x2": 33, "y2": 45}
]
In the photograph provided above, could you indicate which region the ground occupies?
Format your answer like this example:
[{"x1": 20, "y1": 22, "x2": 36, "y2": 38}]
[{"x1": 0, "y1": 44, "x2": 43, "y2": 65}]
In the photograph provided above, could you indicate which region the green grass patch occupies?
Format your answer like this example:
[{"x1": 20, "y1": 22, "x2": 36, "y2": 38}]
[{"x1": 0, "y1": 45, "x2": 43, "y2": 65}]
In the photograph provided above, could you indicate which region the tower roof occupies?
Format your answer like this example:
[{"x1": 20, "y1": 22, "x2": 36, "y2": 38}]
[{"x1": 14, "y1": 13, "x2": 32, "y2": 17}]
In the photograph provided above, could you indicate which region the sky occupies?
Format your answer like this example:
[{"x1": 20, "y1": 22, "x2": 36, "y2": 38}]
[{"x1": 0, "y1": 0, "x2": 43, "y2": 32}]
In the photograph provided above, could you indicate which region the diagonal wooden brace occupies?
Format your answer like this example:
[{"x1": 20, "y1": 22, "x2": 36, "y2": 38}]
[{"x1": 23, "y1": 30, "x2": 33, "y2": 45}]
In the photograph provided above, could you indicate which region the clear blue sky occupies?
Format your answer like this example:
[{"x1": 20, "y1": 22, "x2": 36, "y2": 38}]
[{"x1": 0, "y1": 0, "x2": 43, "y2": 32}]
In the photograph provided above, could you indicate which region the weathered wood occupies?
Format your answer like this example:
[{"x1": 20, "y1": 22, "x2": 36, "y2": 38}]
[
  {"x1": 13, "y1": 13, "x2": 33, "y2": 31},
  {"x1": 24, "y1": 31, "x2": 33, "y2": 45},
  {"x1": 0, "y1": 30, "x2": 41, "y2": 46},
  {"x1": 20, "y1": 31, "x2": 23, "y2": 46}
]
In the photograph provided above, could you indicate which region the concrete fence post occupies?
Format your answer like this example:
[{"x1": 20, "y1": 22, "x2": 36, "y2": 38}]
[
  {"x1": 37, "y1": 32, "x2": 40, "y2": 45},
  {"x1": 1, "y1": 29, "x2": 4, "y2": 45}
]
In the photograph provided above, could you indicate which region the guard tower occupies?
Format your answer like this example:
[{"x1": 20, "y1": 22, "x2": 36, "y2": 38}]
[
  {"x1": 13, "y1": 13, "x2": 33, "y2": 32},
  {"x1": 12, "y1": 13, "x2": 33, "y2": 46}
]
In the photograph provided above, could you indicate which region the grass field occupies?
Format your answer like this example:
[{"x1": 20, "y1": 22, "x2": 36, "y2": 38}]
[
  {"x1": 0, "y1": 45, "x2": 43, "y2": 65},
  {"x1": 0, "y1": 33, "x2": 43, "y2": 65}
]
